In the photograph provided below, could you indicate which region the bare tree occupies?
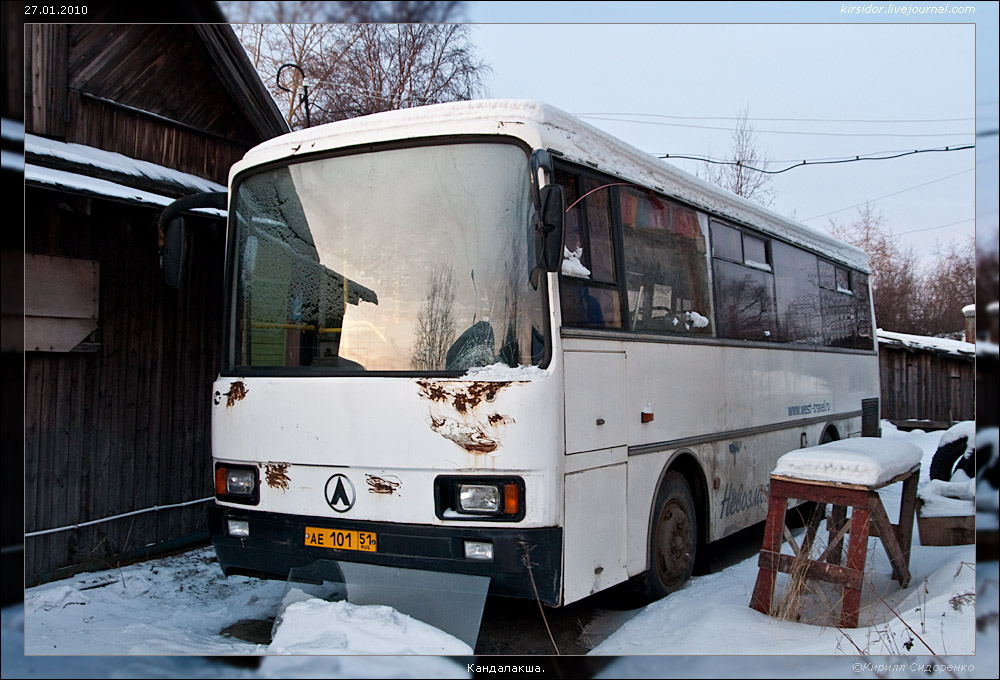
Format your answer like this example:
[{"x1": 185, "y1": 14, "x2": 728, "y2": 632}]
[
  {"x1": 232, "y1": 23, "x2": 353, "y2": 128},
  {"x1": 224, "y1": 1, "x2": 487, "y2": 130},
  {"x1": 321, "y1": 1, "x2": 466, "y2": 22},
  {"x1": 412, "y1": 265, "x2": 457, "y2": 370},
  {"x1": 829, "y1": 204, "x2": 923, "y2": 334},
  {"x1": 699, "y1": 105, "x2": 776, "y2": 208},
  {"x1": 920, "y1": 238, "x2": 976, "y2": 338},
  {"x1": 315, "y1": 23, "x2": 490, "y2": 123}
]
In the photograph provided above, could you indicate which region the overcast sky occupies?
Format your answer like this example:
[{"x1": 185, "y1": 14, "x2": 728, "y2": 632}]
[{"x1": 464, "y1": 1, "x2": 999, "y2": 263}]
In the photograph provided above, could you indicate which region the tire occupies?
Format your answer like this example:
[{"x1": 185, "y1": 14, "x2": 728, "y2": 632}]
[
  {"x1": 633, "y1": 471, "x2": 698, "y2": 603},
  {"x1": 929, "y1": 436, "x2": 975, "y2": 481}
]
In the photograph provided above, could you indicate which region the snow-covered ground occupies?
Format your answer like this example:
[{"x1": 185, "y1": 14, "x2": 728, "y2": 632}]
[{"x1": 4, "y1": 423, "x2": 997, "y2": 678}]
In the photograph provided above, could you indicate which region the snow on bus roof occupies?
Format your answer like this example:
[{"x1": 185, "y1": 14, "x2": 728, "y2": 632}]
[{"x1": 240, "y1": 100, "x2": 869, "y2": 272}]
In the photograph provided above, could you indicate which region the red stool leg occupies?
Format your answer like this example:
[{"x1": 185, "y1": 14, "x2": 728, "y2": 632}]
[
  {"x1": 841, "y1": 506, "x2": 871, "y2": 628},
  {"x1": 751, "y1": 491, "x2": 788, "y2": 615}
]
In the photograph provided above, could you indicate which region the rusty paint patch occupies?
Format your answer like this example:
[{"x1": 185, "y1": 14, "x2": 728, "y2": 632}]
[
  {"x1": 416, "y1": 380, "x2": 511, "y2": 414},
  {"x1": 264, "y1": 463, "x2": 290, "y2": 490},
  {"x1": 366, "y1": 474, "x2": 401, "y2": 495},
  {"x1": 225, "y1": 380, "x2": 249, "y2": 407},
  {"x1": 428, "y1": 416, "x2": 500, "y2": 454},
  {"x1": 417, "y1": 380, "x2": 517, "y2": 455},
  {"x1": 416, "y1": 380, "x2": 450, "y2": 404}
]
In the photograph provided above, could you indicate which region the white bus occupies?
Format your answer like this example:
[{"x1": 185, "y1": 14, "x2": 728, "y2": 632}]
[{"x1": 200, "y1": 100, "x2": 880, "y2": 607}]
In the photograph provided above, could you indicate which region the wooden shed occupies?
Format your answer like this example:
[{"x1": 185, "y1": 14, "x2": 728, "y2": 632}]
[
  {"x1": 877, "y1": 329, "x2": 976, "y2": 430},
  {"x1": 18, "y1": 19, "x2": 287, "y2": 585}
]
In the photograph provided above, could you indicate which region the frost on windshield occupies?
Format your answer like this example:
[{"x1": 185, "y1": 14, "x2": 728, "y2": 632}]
[{"x1": 229, "y1": 143, "x2": 544, "y2": 373}]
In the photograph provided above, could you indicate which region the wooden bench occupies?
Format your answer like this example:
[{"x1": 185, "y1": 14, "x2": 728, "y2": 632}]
[{"x1": 749, "y1": 439, "x2": 922, "y2": 628}]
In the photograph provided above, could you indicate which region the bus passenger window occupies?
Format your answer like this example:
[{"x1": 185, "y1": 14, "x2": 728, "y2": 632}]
[
  {"x1": 622, "y1": 189, "x2": 713, "y2": 335},
  {"x1": 556, "y1": 168, "x2": 623, "y2": 330},
  {"x1": 711, "y1": 221, "x2": 777, "y2": 341}
]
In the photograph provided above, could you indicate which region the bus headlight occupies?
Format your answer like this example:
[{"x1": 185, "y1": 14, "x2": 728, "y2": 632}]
[
  {"x1": 435, "y1": 476, "x2": 524, "y2": 520},
  {"x1": 226, "y1": 469, "x2": 256, "y2": 495},
  {"x1": 214, "y1": 463, "x2": 260, "y2": 505},
  {"x1": 459, "y1": 485, "x2": 500, "y2": 513}
]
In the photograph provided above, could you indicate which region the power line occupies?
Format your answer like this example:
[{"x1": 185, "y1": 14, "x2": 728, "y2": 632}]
[
  {"x1": 657, "y1": 145, "x2": 975, "y2": 175},
  {"x1": 665, "y1": 147, "x2": 972, "y2": 165},
  {"x1": 895, "y1": 218, "x2": 974, "y2": 236},
  {"x1": 572, "y1": 111, "x2": 975, "y2": 124},
  {"x1": 801, "y1": 169, "x2": 973, "y2": 222},
  {"x1": 579, "y1": 115, "x2": 974, "y2": 139}
]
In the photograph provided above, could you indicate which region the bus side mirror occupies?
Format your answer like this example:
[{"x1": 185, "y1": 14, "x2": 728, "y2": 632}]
[
  {"x1": 536, "y1": 183, "x2": 565, "y2": 273},
  {"x1": 162, "y1": 217, "x2": 186, "y2": 289},
  {"x1": 157, "y1": 191, "x2": 227, "y2": 289}
]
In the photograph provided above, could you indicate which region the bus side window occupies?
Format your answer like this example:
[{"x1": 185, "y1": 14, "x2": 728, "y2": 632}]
[
  {"x1": 622, "y1": 188, "x2": 713, "y2": 335},
  {"x1": 556, "y1": 168, "x2": 623, "y2": 329},
  {"x1": 711, "y1": 221, "x2": 777, "y2": 341}
]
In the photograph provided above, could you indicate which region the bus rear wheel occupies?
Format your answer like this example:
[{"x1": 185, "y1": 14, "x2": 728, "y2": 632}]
[{"x1": 634, "y1": 471, "x2": 698, "y2": 602}]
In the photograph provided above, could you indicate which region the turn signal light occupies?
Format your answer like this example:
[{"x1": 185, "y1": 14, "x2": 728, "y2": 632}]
[
  {"x1": 504, "y1": 483, "x2": 520, "y2": 515},
  {"x1": 215, "y1": 467, "x2": 228, "y2": 495}
]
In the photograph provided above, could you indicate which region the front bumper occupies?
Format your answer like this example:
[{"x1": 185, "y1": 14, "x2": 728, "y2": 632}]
[{"x1": 209, "y1": 505, "x2": 563, "y2": 605}]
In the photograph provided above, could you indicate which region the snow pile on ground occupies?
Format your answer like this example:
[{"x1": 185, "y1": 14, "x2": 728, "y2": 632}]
[
  {"x1": 591, "y1": 543, "x2": 977, "y2": 656},
  {"x1": 268, "y1": 597, "x2": 472, "y2": 655},
  {"x1": 22, "y1": 548, "x2": 283, "y2": 655},
  {"x1": 772, "y1": 438, "x2": 923, "y2": 487}
]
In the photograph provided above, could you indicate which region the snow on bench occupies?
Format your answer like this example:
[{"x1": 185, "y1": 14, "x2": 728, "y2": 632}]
[{"x1": 772, "y1": 438, "x2": 923, "y2": 488}]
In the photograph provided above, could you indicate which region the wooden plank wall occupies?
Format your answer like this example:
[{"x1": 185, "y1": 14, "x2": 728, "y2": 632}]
[
  {"x1": 24, "y1": 189, "x2": 224, "y2": 582},
  {"x1": 65, "y1": 93, "x2": 247, "y2": 187},
  {"x1": 879, "y1": 345, "x2": 975, "y2": 424},
  {"x1": 67, "y1": 24, "x2": 259, "y2": 146}
]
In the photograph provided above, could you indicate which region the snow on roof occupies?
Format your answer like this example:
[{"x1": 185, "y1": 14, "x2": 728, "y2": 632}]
[
  {"x1": 25, "y1": 133, "x2": 225, "y2": 195},
  {"x1": 237, "y1": 100, "x2": 868, "y2": 271},
  {"x1": 25, "y1": 164, "x2": 226, "y2": 217},
  {"x1": 773, "y1": 438, "x2": 923, "y2": 487},
  {"x1": 877, "y1": 329, "x2": 975, "y2": 358}
]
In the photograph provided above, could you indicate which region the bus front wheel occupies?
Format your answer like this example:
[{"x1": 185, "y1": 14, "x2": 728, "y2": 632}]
[{"x1": 636, "y1": 471, "x2": 698, "y2": 602}]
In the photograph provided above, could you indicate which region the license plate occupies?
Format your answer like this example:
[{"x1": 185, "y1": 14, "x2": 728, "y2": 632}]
[{"x1": 304, "y1": 526, "x2": 377, "y2": 552}]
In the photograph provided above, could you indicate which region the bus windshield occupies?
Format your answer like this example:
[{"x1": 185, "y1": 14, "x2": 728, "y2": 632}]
[{"x1": 226, "y1": 141, "x2": 544, "y2": 374}]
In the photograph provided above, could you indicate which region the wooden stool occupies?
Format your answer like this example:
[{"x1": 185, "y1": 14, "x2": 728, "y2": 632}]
[{"x1": 749, "y1": 463, "x2": 920, "y2": 628}]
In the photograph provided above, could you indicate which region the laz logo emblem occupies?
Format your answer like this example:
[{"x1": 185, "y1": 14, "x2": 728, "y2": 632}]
[{"x1": 324, "y1": 474, "x2": 357, "y2": 513}]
